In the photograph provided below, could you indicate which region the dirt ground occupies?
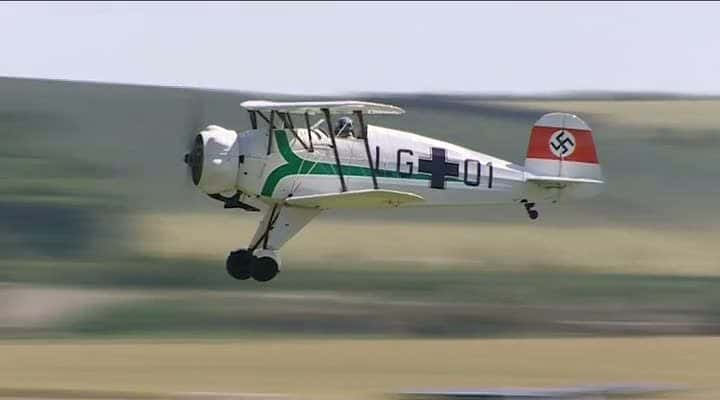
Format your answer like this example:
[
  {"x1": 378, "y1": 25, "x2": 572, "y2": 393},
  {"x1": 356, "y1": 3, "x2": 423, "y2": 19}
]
[{"x1": 0, "y1": 337, "x2": 716, "y2": 400}]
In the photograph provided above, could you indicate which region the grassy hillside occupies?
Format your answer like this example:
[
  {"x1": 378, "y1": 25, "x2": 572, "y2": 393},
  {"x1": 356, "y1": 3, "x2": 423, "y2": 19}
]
[{"x1": 2, "y1": 78, "x2": 718, "y2": 226}]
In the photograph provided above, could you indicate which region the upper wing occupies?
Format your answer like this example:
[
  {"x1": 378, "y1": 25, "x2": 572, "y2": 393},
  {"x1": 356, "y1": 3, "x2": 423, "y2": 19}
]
[
  {"x1": 241, "y1": 100, "x2": 405, "y2": 115},
  {"x1": 284, "y1": 189, "x2": 424, "y2": 209}
]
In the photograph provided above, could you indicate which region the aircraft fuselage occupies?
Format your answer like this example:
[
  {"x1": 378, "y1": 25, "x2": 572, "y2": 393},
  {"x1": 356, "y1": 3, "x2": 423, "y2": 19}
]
[{"x1": 237, "y1": 125, "x2": 527, "y2": 207}]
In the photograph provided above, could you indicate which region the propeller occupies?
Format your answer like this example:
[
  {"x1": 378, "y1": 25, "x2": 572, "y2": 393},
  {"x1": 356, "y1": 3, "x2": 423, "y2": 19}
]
[{"x1": 183, "y1": 91, "x2": 205, "y2": 186}]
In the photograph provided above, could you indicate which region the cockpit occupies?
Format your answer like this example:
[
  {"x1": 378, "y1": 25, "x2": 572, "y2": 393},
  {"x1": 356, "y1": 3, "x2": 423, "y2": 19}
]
[
  {"x1": 334, "y1": 116, "x2": 355, "y2": 138},
  {"x1": 241, "y1": 100, "x2": 404, "y2": 192}
]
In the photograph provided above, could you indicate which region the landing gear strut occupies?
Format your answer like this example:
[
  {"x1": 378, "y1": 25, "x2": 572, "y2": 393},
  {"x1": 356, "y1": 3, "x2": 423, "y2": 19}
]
[
  {"x1": 521, "y1": 199, "x2": 539, "y2": 220},
  {"x1": 226, "y1": 249, "x2": 280, "y2": 282}
]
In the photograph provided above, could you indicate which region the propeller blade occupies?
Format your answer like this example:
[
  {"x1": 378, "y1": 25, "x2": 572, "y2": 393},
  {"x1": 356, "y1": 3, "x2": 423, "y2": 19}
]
[{"x1": 182, "y1": 91, "x2": 205, "y2": 184}]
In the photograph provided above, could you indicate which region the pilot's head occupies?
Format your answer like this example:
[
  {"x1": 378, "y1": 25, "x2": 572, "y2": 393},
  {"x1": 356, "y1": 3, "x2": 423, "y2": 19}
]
[{"x1": 335, "y1": 116, "x2": 354, "y2": 137}]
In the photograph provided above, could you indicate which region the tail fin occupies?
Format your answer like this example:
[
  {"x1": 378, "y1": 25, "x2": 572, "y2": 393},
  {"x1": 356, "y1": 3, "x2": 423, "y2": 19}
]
[{"x1": 525, "y1": 112, "x2": 602, "y2": 180}]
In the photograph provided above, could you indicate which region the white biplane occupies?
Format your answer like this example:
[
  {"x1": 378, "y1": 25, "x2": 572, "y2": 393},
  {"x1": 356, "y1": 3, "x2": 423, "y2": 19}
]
[{"x1": 184, "y1": 100, "x2": 604, "y2": 282}]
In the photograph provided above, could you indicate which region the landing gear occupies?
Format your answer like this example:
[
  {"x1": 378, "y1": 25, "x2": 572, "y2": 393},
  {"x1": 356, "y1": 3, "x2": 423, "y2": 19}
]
[
  {"x1": 225, "y1": 249, "x2": 280, "y2": 282},
  {"x1": 224, "y1": 204, "x2": 315, "y2": 283},
  {"x1": 226, "y1": 250, "x2": 253, "y2": 280},
  {"x1": 521, "y1": 199, "x2": 540, "y2": 220},
  {"x1": 250, "y1": 256, "x2": 279, "y2": 282}
]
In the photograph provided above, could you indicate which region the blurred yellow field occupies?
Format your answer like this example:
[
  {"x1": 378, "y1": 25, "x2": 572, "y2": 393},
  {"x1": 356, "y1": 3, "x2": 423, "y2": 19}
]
[
  {"x1": 0, "y1": 337, "x2": 716, "y2": 400},
  {"x1": 491, "y1": 100, "x2": 720, "y2": 132},
  {"x1": 132, "y1": 213, "x2": 720, "y2": 276}
]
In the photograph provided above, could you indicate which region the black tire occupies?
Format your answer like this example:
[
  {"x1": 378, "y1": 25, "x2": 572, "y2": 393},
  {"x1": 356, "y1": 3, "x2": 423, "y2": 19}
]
[
  {"x1": 528, "y1": 210, "x2": 539, "y2": 220},
  {"x1": 226, "y1": 250, "x2": 253, "y2": 280},
  {"x1": 250, "y1": 256, "x2": 279, "y2": 282}
]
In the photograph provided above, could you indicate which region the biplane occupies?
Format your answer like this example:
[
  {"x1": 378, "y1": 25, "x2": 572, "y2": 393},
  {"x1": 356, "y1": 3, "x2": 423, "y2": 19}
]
[{"x1": 184, "y1": 100, "x2": 604, "y2": 282}]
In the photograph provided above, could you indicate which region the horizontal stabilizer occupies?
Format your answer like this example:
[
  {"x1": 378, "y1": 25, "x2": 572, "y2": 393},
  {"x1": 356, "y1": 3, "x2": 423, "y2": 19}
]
[
  {"x1": 284, "y1": 189, "x2": 424, "y2": 209},
  {"x1": 525, "y1": 175, "x2": 605, "y2": 199},
  {"x1": 527, "y1": 176, "x2": 604, "y2": 186}
]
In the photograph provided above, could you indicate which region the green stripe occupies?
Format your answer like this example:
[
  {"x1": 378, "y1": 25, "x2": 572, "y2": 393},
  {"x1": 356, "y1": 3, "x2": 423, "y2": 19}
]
[{"x1": 261, "y1": 131, "x2": 458, "y2": 197}]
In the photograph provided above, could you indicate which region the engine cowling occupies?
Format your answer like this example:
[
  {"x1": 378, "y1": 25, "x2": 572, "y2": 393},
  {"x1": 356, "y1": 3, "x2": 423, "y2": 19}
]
[{"x1": 185, "y1": 125, "x2": 239, "y2": 195}]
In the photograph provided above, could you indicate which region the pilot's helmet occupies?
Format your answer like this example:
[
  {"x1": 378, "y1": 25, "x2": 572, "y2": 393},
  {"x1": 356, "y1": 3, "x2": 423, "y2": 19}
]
[{"x1": 335, "y1": 116, "x2": 353, "y2": 135}]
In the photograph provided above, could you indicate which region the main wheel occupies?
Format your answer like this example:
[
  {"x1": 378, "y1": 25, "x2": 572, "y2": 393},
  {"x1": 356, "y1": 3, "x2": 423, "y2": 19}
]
[
  {"x1": 528, "y1": 210, "x2": 539, "y2": 220},
  {"x1": 226, "y1": 250, "x2": 254, "y2": 280},
  {"x1": 250, "y1": 256, "x2": 279, "y2": 282}
]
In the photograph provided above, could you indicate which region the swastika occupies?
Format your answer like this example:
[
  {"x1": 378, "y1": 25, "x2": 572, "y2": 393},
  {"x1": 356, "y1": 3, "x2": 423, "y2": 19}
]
[{"x1": 549, "y1": 130, "x2": 576, "y2": 158}]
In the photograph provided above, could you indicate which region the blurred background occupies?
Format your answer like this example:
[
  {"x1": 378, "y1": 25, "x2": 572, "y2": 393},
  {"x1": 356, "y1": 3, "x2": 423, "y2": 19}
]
[{"x1": 1, "y1": 2, "x2": 719, "y2": 400}]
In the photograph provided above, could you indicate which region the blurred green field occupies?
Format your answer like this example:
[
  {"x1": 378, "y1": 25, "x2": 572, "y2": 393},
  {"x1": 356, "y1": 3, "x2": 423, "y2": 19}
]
[{"x1": 2, "y1": 260, "x2": 719, "y2": 338}]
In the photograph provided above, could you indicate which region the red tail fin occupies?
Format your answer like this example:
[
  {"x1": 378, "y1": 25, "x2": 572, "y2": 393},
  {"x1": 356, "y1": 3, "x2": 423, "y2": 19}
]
[{"x1": 525, "y1": 113, "x2": 602, "y2": 179}]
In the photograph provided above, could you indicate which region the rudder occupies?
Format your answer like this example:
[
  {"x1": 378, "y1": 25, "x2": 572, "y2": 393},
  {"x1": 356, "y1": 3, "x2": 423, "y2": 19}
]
[{"x1": 525, "y1": 112, "x2": 602, "y2": 180}]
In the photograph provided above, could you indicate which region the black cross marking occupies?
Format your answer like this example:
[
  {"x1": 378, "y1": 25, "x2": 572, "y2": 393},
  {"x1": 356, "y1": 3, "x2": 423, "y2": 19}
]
[
  {"x1": 418, "y1": 147, "x2": 459, "y2": 189},
  {"x1": 551, "y1": 131, "x2": 575, "y2": 156}
]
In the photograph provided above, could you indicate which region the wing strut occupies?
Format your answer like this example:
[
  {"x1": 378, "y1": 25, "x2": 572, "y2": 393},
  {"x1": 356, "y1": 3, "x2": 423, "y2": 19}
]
[
  {"x1": 280, "y1": 113, "x2": 310, "y2": 151},
  {"x1": 322, "y1": 107, "x2": 347, "y2": 192},
  {"x1": 249, "y1": 204, "x2": 280, "y2": 251},
  {"x1": 355, "y1": 110, "x2": 378, "y2": 189},
  {"x1": 304, "y1": 112, "x2": 314, "y2": 152},
  {"x1": 266, "y1": 110, "x2": 275, "y2": 155},
  {"x1": 248, "y1": 110, "x2": 258, "y2": 129}
]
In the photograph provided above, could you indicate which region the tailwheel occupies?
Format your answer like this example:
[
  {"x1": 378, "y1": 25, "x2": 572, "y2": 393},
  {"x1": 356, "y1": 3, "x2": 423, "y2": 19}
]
[
  {"x1": 226, "y1": 249, "x2": 253, "y2": 280},
  {"x1": 520, "y1": 199, "x2": 540, "y2": 221},
  {"x1": 528, "y1": 209, "x2": 539, "y2": 220}
]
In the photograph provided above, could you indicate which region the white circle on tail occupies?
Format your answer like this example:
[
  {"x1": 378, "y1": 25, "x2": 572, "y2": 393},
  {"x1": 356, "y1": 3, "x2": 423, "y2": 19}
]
[{"x1": 549, "y1": 129, "x2": 576, "y2": 158}]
